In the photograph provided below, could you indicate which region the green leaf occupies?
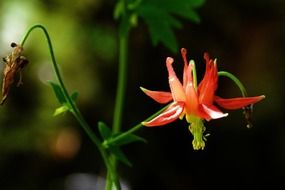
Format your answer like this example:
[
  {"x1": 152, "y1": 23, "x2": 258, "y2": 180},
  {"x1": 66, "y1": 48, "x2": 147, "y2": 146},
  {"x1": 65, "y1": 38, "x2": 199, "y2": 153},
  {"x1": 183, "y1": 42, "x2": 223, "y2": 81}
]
[
  {"x1": 109, "y1": 146, "x2": 132, "y2": 167},
  {"x1": 53, "y1": 104, "x2": 69, "y2": 116},
  {"x1": 98, "y1": 122, "x2": 112, "y2": 140},
  {"x1": 114, "y1": 1, "x2": 124, "y2": 20},
  {"x1": 48, "y1": 81, "x2": 67, "y2": 104},
  {"x1": 137, "y1": 5, "x2": 179, "y2": 52},
  {"x1": 48, "y1": 82, "x2": 79, "y2": 116},
  {"x1": 151, "y1": 0, "x2": 204, "y2": 22},
  {"x1": 135, "y1": 0, "x2": 205, "y2": 52},
  {"x1": 113, "y1": 133, "x2": 146, "y2": 146},
  {"x1": 70, "y1": 91, "x2": 79, "y2": 102}
]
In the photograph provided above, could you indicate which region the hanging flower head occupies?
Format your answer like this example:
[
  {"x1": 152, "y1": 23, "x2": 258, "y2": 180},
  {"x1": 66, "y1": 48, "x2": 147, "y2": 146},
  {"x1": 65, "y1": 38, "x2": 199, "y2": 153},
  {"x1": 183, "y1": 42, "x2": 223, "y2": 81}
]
[{"x1": 141, "y1": 48, "x2": 264, "y2": 150}]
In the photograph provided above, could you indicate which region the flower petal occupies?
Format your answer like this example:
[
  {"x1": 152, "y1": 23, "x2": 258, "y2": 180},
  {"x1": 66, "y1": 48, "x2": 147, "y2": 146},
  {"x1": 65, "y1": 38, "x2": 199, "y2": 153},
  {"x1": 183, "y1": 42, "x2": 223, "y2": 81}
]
[
  {"x1": 140, "y1": 87, "x2": 173, "y2": 104},
  {"x1": 201, "y1": 104, "x2": 228, "y2": 120},
  {"x1": 185, "y1": 62, "x2": 199, "y2": 115},
  {"x1": 214, "y1": 95, "x2": 265, "y2": 110},
  {"x1": 198, "y1": 53, "x2": 218, "y2": 105},
  {"x1": 181, "y1": 48, "x2": 189, "y2": 88},
  {"x1": 166, "y1": 57, "x2": 186, "y2": 102},
  {"x1": 142, "y1": 102, "x2": 184, "y2": 127}
]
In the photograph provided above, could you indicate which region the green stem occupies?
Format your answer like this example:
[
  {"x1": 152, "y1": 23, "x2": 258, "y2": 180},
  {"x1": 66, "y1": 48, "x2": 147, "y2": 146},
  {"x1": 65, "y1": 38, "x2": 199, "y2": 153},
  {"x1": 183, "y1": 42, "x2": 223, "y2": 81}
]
[
  {"x1": 20, "y1": 24, "x2": 121, "y2": 190},
  {"x1": 105, "y1": 103, "x2": 170, "y2": 147},
  {"x1": 108, "y1": 14, "x2": 129, "y2": 190},
  {"x1": 105, "y1": 123, "x2": 143, "y2": 148},
  {"x1": 112, "y1": 32, "x2": 128, "y2": 133},
  {"x1": 105, "y1": 172, "x2": 113, "y2": 190},
  {"x1": 218, "y1": 71, "x2": 248, "y2": 97}
]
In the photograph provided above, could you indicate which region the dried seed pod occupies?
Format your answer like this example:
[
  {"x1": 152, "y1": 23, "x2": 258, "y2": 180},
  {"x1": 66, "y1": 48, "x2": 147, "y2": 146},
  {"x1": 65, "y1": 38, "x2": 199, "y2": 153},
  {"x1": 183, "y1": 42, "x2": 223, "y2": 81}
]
[{"x1": 1, "y1": 43, "x2": 29, "y2": 105}]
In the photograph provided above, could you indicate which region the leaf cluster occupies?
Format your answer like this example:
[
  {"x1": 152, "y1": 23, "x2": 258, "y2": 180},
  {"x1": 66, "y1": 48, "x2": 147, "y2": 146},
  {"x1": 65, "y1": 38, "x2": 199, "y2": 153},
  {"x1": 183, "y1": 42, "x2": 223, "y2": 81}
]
[{"x1": 115, "y1": 0, "x2": 205, "y2": 52}]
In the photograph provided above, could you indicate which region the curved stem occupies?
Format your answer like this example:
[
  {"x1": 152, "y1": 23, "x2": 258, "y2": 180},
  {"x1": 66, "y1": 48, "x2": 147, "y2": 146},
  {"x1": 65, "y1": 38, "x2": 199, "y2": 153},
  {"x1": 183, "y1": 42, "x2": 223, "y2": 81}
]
[
  {"x1": 218, "y1": 71, "x2": 248, "y2": 97},
  {"x1": 21, "y1": 25, "x2": 63, "y2": 91},
  {"x1": 20, "y1": 24, "x2": 121, "y2": 189}
]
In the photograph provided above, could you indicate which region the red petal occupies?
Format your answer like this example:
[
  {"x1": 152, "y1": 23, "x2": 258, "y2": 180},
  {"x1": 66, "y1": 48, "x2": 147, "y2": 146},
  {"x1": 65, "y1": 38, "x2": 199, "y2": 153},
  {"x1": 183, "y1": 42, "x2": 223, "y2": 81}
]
[
  {"x1": 142, "y1": 102, "x2": 184, "y2": 127},
  {"x1": 185, "y1": 62, "x2": 199, "y2": 114},
  {"x1": 140, "y1": 87, "x2": 173, "y2": 104},
  {"x1": 166, "y1": 57, "x2": 186, "y2": 102},
  {"x1": 214, "y1": 95, "x2": 265, "y2": 110},
  {"x1": 198, "y1": 53, "x2": 218, "y2": 105},
  {"x1": 201, "y1": 104, "x2": 228, "y2": 120},
  {"x1": 181, "y1": 48, "x2": 189, "y2": 88}
]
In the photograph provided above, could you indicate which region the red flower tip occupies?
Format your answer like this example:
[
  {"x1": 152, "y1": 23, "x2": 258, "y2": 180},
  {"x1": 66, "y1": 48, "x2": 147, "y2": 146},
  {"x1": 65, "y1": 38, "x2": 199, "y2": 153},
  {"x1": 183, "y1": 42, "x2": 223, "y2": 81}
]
[
  {"x1": 214, "y1": 95, "x2": 265, "y2": 110},
  {"x1": 203, "y1": 52, "x2": 210, "y2": 62},
  {"x1": 140, "y1": 87, "x2": 172, "y2": 104},
  {"x1": 181, "y1": 48, "x2": 187, "y2": 59},
  {"x1": 166, "y1": 57, "x2": 174, "y2": 65},
  {"x1": 181, "y1": 48, "x2": 188, "y2": 66}
]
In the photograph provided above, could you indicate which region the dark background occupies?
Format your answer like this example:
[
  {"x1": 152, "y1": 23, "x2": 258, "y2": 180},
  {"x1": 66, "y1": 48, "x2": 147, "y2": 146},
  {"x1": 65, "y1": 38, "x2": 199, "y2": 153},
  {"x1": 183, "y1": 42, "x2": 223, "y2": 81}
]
[{"x1": 0, "y1": 0, "x2": 284, "y2": 189}]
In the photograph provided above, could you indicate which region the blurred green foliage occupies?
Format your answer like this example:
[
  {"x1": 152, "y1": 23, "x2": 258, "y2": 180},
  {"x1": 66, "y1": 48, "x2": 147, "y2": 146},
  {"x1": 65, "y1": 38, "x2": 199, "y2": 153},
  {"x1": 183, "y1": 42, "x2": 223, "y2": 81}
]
[{"x1": 135, "y1": 0, "x2": 204, "y2": 52}]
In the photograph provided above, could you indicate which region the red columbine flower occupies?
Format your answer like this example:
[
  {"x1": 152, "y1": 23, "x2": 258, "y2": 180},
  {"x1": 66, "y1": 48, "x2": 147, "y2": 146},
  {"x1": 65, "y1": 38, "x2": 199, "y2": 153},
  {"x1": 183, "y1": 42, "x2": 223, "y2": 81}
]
[{"x1": 141, "y1": 48, "x2": 265, "y2": 150}]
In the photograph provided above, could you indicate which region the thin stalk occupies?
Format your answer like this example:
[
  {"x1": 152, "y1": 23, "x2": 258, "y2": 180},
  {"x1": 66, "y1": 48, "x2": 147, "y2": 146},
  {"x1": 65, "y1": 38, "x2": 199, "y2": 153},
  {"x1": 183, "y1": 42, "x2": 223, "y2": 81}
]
[
  {"x1": 105, "y1": 103, "x2": 170, "y2": 147},
  {"x1": 20, "y1": 24, "x2": 121, "y2": 189},
  {"x1": 108, "y1": 19, "x2": 129, "y2": 190},
  {"x1": 106, "y1": 123, "x2": 143, "y2": 147},
  {"x1": 112, "y1": 33, "x2": 128, "y2": 133},
  {"x1": 218, "y1": 71, "x2": 248, "y2": 97},
  {"x1": 105, "y1": 172, "x2": 113, "y2": 190}
]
